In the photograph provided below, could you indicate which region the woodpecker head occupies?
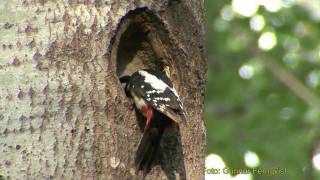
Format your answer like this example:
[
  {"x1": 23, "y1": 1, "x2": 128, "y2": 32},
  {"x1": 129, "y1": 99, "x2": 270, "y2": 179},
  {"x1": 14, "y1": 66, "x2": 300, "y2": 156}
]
[{"x1": 120, "y1": 69, "x2": 187, "y2": 124}]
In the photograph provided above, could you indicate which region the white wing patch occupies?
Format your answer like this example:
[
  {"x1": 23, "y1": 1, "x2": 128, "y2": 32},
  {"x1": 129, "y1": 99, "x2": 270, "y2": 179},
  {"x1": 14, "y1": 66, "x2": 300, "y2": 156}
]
[
  {"x1": 133, "y1": 95, "x2": 147, "y2": 111},
  {"x1": 147, "y1": 90, "x2": 157, "y2": 94},
  {"x1": 140, "y1": 70, "x2": 180, "y2": 98},
  {"x1": 138, "y1": 70, "x2": 183, "y2": 111},
  {"x1": 139, "y1": 70, "x2": 168, "y2": 93},
  {"x1": 154, "y1": 97, "x2": 171, "y2": 102}
]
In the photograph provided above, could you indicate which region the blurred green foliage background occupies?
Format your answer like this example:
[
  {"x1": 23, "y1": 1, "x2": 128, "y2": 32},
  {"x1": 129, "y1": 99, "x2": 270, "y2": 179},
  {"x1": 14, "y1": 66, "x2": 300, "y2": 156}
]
[{"x1": 204, "y1": 0, "x2": 320, "y2": 179}]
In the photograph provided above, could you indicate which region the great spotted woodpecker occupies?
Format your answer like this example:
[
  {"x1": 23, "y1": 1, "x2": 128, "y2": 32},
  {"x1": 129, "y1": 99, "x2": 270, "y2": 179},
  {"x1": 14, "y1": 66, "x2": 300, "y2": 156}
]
[{"x1": 120, "y1": 69, "x2": 186, "y2": 173}]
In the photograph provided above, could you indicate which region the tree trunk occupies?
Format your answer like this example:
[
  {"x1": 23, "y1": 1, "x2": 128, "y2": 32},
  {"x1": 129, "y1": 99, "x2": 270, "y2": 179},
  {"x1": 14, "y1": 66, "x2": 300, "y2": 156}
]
[{"x1": 0, "y1": 0, "x2": 206, "y2": 179}]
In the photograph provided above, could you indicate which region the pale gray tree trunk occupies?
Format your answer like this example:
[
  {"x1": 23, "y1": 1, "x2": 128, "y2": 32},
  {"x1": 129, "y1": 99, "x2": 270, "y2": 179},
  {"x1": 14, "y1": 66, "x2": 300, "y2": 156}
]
[{"x1": 0, "y1": 0, "x2": 206, "y2": 179}]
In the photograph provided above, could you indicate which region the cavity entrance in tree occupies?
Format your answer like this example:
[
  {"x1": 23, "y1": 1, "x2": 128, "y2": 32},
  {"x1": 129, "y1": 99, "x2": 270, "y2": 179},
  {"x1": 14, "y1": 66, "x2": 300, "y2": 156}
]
[{"x1": 109, "y1": 8, "x2": 173, "y2": 78}]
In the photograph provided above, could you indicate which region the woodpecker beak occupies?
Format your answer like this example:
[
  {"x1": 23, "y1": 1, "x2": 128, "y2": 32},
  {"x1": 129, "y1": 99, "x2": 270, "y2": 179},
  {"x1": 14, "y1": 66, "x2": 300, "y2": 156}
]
[
  {"x1": 119, "y1": 75, "x2": 131, "y2": 96},
  {"x1": 119, "y1": 75, "x2": 131, "y2": 85}
]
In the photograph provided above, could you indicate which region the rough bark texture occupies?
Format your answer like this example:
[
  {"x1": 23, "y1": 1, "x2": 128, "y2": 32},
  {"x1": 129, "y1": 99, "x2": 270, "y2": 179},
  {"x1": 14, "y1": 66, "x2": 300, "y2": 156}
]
[{"x1": 0, "y1": 0, "x2": 206, "y2": 179}]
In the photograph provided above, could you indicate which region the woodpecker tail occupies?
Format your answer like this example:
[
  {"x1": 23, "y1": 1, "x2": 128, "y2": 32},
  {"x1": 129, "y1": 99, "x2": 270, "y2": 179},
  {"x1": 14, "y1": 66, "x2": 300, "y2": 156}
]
[{"x1": 135, "y1": 127, "x2": 163, "y2": 174}]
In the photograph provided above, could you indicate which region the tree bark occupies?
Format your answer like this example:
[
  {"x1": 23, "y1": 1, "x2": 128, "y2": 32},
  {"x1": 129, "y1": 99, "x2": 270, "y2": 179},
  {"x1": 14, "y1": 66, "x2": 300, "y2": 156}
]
[{"x1": 0, "y1": 0, "x2": 206, "y2": 179}]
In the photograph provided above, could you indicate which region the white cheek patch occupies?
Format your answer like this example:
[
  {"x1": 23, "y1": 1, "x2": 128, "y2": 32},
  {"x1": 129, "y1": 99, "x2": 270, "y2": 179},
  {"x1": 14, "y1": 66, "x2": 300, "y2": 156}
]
[{"x1": 132, "y1": 93, "x2": 147, "y2": 110}]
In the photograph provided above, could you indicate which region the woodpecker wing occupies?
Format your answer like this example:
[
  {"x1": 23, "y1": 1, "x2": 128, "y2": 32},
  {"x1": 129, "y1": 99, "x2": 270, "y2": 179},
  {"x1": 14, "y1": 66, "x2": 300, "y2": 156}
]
[{"x1": 128, "y1": 69, "x2": 186, "y2": 123}]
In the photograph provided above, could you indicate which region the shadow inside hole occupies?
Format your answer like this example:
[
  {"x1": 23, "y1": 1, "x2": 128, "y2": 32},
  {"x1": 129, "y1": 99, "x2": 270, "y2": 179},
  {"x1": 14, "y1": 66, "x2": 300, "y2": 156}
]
[
  {"x1": 116, "y1": 22, "x2": 163, "y2": 77},
  {"x1": 117, "y1": 23, "x2": 147, "y2": 76},
  {"x1": 160, "y1": 127, "x2": 186, "y2": 180},
  {"x1": 135, "y1": 108, "x2": 186, "y2": 179}
]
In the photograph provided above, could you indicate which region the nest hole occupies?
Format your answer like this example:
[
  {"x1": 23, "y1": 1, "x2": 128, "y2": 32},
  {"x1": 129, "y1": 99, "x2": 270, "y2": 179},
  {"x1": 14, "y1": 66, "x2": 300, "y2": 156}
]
[{"x1": 110, "y1": 8, "x2": 172, "y2": 78}]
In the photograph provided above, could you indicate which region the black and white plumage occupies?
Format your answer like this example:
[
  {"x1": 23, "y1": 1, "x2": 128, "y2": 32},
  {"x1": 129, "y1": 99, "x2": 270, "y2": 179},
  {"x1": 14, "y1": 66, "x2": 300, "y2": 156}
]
[
  {"x1": 120, "y1": 69, "x2": 186, "y2": 174},
  {"x1": 121, "y1": 69, "x2": 186, "y2": 124}
]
